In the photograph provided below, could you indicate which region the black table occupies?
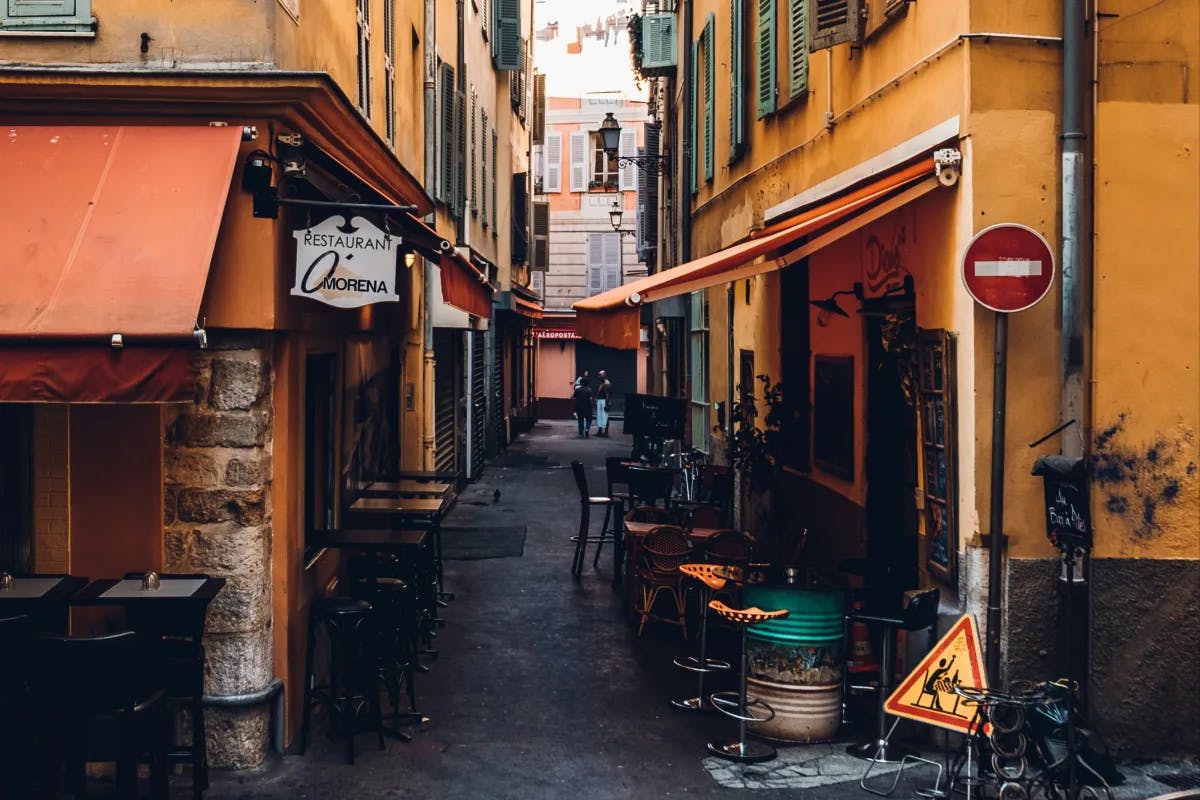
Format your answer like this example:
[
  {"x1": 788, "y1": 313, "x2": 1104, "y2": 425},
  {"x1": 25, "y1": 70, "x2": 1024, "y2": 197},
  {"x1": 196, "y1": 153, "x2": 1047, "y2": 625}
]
[
  {"x1": 0, "y1": 574, "x2": 89, "y2": 632},
  {"x1": 344, "y1": 496, "x2": 454, "y2": 603}
]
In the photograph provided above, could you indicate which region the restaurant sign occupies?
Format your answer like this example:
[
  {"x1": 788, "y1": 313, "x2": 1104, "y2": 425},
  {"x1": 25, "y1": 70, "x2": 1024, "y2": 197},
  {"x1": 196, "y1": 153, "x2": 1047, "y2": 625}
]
[{"x1": 292, "y1": 215, "x2": 399, "y2": 309}]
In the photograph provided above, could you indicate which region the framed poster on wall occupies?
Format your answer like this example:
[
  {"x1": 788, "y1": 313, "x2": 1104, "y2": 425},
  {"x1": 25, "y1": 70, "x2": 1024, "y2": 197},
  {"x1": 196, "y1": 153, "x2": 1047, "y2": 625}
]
[
  {"x1": 813, "y1": 355, "x2": 855, "y2": 481},
  {"x1": 919, "y1": 329, "x2": 958, "y2": 583}
]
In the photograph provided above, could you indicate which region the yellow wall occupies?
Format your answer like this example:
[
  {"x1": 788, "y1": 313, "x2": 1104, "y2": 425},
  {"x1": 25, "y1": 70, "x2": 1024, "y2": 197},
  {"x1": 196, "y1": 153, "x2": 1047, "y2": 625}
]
[{"x1": 1092, "y1": 103, "x2": 1199, "y2": 560}]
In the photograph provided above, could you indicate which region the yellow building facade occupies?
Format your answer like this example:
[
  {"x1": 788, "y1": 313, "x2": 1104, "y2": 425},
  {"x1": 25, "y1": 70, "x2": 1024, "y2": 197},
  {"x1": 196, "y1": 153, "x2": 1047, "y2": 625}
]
[{"x1": 599, "y1": 0, "x2": 1197, "y2": 755}]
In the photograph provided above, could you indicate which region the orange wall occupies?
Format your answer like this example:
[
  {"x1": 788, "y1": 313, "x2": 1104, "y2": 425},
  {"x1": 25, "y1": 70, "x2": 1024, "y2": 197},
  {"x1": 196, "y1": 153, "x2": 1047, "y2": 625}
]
[{"x1": 68, "y1": 405, "x2": 164, "y2": 579}]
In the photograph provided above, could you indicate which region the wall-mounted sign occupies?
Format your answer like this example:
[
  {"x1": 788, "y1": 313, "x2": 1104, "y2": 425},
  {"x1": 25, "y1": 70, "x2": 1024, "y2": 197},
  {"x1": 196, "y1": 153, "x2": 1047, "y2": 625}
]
[
  {"x1": 292, "y1": 215, "x2": 399, "y2": 309},
  {"x1": 534, "y1": 328, "x2": 580, "y2": 340}
]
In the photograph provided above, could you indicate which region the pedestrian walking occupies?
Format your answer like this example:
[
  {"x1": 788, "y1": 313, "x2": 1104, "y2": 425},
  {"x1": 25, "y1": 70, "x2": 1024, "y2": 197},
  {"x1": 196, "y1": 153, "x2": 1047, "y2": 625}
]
[
  {"x1": 573, "y1": 377, "x2": 594, "y2": 438},
  {"x1": 595, "y1": 370, "x2": 613, "y2": 437}
]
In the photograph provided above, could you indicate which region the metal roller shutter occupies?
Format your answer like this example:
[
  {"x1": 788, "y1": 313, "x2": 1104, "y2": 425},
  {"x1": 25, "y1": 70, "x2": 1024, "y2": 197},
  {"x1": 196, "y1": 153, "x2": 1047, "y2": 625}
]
[
  {"x1": 492, "y1": 330, "x2": 506, "y2": 450},
  {"x1": 469, "y1": 330, "x2": 487, "y2": 478},
  {"x1": 434, "y1": 329, "x2": 458, "y2": 474}
]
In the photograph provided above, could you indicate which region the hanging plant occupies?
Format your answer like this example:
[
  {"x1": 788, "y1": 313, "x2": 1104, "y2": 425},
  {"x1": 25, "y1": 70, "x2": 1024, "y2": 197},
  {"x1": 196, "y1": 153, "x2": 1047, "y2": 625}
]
[{"x1": 722, "y1": 375, "x2": 786, "y2": 491}]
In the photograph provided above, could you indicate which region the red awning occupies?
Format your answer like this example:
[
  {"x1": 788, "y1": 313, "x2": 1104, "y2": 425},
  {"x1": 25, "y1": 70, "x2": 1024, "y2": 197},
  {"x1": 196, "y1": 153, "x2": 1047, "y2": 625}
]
[
  {"x1": 512, "y1": 294, "x2": 544, "y2": 319},
  {"x1": 439, "y1": 250, "x2": 494, "y2": 318},
  {"x1": 574, "y1": 158, "x2": 938, "y2": 349},
  {"x1": 0, "y1": 124, "x2": 241, "y2": 400}
]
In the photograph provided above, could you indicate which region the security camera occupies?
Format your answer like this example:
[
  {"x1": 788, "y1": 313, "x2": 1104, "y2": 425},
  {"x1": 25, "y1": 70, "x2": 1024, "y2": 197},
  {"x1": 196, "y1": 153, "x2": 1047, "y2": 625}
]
[{"x1": 934, "y1": 147, "x2": 962, "y2": 187}]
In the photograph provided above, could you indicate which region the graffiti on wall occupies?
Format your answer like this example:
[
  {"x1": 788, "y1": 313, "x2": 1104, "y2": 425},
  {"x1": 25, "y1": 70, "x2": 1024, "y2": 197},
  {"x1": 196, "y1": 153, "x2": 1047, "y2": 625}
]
[{"x1": 1092, "y1": 413, "x2": 1197, "y2": 538}]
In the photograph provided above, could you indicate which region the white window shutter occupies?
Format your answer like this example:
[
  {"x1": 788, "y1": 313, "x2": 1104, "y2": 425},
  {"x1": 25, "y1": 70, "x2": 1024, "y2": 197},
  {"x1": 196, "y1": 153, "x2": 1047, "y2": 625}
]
[
  {"x1": 604, "y1": 232, "x2": 621, "y2": 290},
  {"x1": 587, "y1": 233, "x2": 605, "y2": 295},
  {"x1": 569, "y1": 132, "x2": 588, "y2": 193},
  {"x1": 544, "y1": 132, "x2": 562, "y2": 192},
  {"x1": 618, "y1": 129, "x2": 637, "y2": 191}
]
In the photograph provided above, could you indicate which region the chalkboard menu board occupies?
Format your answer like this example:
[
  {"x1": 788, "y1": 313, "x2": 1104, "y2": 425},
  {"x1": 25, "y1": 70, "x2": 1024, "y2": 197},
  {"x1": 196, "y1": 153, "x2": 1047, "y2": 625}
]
[
  {"x1": 1032, "y1": 455, "x2": 1091, "y2": 551},
  {"x1": 622, "y1": 393, "x2": 686, "y2": 440}
]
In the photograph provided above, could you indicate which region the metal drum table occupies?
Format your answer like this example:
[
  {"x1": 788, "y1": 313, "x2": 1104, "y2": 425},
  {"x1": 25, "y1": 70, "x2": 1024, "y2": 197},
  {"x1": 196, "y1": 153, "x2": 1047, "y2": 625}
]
[{"x1": 739, "y1": 568, "x2": 846, "y2": 743}]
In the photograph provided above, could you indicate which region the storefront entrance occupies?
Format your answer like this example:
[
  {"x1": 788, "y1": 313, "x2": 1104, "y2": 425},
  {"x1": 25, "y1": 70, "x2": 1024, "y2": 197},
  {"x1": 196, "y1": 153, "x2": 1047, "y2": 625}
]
[
  {"x1": 0, "y1": 404, "x2": 32, "y2": 573},
  {"x1": 575, "y1": 339, "x2": 635, "y2": 415}
]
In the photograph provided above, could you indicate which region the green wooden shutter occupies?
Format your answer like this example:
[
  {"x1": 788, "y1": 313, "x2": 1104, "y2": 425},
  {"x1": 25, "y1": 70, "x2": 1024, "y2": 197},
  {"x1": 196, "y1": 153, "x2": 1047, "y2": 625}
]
[
  {"x1": 703, "y1": 14, "x2": 714, "y2": 183},
  {"x1": 494, "y1": 0, "x2": 521, "y2": 70},
  {"x1": 729, "y1": 0, "x2": 745, "y2": 161},
  {"x1": 470, "y1": 91, "x2": 478, "y2": 214},
  {"x1": 491, "y1": 128, "x2": 498, "y2": 235},
  {"x1": 481, "y1": 109, "x2": 489, "y2": 226},
  {"x1": 690, "y1": 37, "x2": 699, "y2": 196},
  {"x1": 439, "y1": 63, "x2": 455, "y2": 204},
  {"x1": 788, "y1": 0, "x2": 809, "y2": 100},
  {"x1": 757, "y1": 0, "x2": 776, "y2": 118},
  {"x1": 809, "y1": 0, "x2": 863, "y2": 51}
]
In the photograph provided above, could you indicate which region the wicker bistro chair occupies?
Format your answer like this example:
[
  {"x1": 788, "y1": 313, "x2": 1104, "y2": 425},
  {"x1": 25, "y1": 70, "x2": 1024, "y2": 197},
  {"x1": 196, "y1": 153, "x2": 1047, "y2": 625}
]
[
  {"x1": 636, "y1": 526, "x2": 692, "y2": 639},
  {"x1": 570, "y1": 461, "x2": 624, "y2": 577}
]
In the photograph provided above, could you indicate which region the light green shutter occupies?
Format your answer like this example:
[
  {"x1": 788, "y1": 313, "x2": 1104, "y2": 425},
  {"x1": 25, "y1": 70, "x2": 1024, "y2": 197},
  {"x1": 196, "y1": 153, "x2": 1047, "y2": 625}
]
[
  {"x1": 729, "y1": 0, "x2": 745, "y2": 161},
  {"x1": 481, "y1": 110, "x2": 489, "y2": 226},
  {"x1": 494, "y1": 0, "x2": 521, "y2": 70},
  {"x1": 691, "y1": 38, "x2": 699, "y2": 196},
  {"x1": 703, "y1": 14, "x2": 714, "y2": 183},
  {"x1": 757, "y1": 0, "x2": 776, "y2": 118},
  {"x1": 788, "y1": 0, "x2": 808, "y2": 100},
  {"x1": 470, "y1": 91, "x2": 478, "y2": 214},
  {"x1": 491, "y1": 128, "x2": 498, "y2": 234}
]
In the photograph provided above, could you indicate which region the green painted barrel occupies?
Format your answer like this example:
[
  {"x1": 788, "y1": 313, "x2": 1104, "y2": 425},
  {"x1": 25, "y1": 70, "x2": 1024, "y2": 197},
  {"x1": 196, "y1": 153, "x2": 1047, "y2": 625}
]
[{"x1": 743, "y1": 585, "x2": 845, "y2": 743}]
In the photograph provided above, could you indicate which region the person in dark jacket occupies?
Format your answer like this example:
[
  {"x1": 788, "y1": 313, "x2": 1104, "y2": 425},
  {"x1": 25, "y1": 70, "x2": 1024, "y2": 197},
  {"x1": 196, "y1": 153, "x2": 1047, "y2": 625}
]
[{"x1": 573, "y1": 378, "x2": 594, "y2": 437}]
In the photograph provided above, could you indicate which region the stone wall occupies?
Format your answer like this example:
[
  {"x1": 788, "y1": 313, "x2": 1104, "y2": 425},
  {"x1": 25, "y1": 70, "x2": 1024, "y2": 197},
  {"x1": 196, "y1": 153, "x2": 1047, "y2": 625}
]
[{"x1": 163, "y1": 333, "x2": 274, "y2": 769}]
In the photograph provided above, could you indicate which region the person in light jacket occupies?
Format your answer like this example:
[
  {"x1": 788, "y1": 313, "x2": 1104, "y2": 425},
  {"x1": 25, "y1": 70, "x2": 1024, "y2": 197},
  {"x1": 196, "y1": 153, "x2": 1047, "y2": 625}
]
[{"x1": 594, "y1": 370, "x2": 613, "y2": 437}]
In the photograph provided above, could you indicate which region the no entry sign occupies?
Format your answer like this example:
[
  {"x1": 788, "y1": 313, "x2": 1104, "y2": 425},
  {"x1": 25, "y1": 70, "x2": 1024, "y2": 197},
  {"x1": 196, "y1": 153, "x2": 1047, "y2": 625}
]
[{"x1": 961, "y1": 223, "x2": 1055, "y2": 313}]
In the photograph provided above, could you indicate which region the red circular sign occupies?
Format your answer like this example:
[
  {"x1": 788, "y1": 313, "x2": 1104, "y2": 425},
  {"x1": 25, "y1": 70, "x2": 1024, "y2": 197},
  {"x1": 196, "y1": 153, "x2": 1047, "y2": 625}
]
[{"x1": 961, "y1": 223, "x2": 1055, "y2": 313}]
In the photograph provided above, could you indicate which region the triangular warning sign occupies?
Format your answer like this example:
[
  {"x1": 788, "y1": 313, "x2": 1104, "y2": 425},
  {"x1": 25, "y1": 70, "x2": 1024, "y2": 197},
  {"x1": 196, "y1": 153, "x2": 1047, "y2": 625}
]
[{"x1": 883, "y1": 614, "x2": 988, "y2": 735}]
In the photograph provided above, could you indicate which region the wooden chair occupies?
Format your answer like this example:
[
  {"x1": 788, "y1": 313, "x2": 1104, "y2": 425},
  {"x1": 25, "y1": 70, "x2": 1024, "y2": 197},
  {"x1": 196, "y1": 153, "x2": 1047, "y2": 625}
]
[
  {"x1": 636, "y1": 526, "x2": 691, "y2": 639},
  {"x1": 31, "y1": 631, "x2": 170, "y2": 799},
  {"x1": 628, "y1": 466, "x2": 676, "y2": 508},
  {"x1": 604, "y1": 456, "x2": 634, "y2": 520}
]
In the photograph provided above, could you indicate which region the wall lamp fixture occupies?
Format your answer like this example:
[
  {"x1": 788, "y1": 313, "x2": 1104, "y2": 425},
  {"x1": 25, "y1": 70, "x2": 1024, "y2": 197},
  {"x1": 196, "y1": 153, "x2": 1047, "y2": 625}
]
[
  {"x1": 810, "y1": 283, "x2": 863, "y2": 326},
  {"x1": 608, "y1": 200, "x2": 636, "y2": 238},
  {"x1": 596, "y1": 112, "x2": 670, "y2": 176}
]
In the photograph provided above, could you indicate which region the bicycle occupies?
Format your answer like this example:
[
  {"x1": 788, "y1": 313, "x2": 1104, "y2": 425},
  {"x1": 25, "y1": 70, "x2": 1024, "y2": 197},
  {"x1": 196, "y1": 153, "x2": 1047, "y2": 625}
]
[{"x1": 950, "y1": 681, "x2": 1120, "y2": 800}]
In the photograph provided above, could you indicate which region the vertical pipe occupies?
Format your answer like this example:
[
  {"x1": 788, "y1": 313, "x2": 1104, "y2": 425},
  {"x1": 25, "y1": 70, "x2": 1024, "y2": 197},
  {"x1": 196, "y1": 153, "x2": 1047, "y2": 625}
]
[
  {"x1": 423, "y1": 0, "x2": 437, "y2": 469},
  {"x1": 985, "y1": 312, "x2": 1009, "y2": 684},
  {"x1": 1061, "y1": 0, "x2": 1088, "y2": 459}
]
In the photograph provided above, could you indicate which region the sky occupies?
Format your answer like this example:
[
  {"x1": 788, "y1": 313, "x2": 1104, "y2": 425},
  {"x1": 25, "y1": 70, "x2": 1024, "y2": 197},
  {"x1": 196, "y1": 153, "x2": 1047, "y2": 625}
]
[{"x1": 532, "y1": 0, "x2": 649, "y2": 101}]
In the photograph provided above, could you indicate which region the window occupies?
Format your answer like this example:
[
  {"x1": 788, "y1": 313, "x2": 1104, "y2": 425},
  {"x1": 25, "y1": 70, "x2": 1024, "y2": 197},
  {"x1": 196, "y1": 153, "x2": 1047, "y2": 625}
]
[
  {"x1": 729, "y1": 0, "x2": 746, "y2": 161},
  {"x1": 0, "y1": 0, "x2": 96, "y2": 35},
  {"x1": 689, "y1": 291, "x2": 710, "y2": 453},
  {"x1": 481, "y1": 110, "x2": 489, "y2": 227},
  {"x1": 533, "y1": 145, "x2": 544, "y2": 193},
  {"x1": 356, "y1": 0, "x2": 372, "y2": 119},
  {"x1": 702, "y1": 13, "x2": 715, "y2": 183},
  {"x1": 569, "y1": 131, "x2": 588, "y2": 192},
  {"x1": 543, "y1": 131, "x2": 562, "y2": 192},
  {"x1": 757, "y1": 0, "x2": 777, "y2": 118},
  {"x1": 438, "y1": 62, "x2": 455, "y2": 205},
  {"x1": 786, "y1": 0, "x2": 809, "y2": 103},
  {"x1": 470, "y1": 90, "x2": 478, "y2": 214},
  {"x1": 384, "y1": 0, "x2": 396, "y2": 145},
  {"x1": 591, "y1": 134, "x2": 620, "y2": 191},
  {"x1": 491, "y1": 128, "x2": 498, "y2": 235},
  {"x1": 586, "y1": 232, "x2": 621, "y2": 296}
]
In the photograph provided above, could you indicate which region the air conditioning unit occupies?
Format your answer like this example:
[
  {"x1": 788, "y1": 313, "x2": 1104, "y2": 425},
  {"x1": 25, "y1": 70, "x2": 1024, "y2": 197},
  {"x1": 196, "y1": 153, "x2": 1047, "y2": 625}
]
[{"x1": 641, "y1": 13, "x2": 677, "y2": 70}]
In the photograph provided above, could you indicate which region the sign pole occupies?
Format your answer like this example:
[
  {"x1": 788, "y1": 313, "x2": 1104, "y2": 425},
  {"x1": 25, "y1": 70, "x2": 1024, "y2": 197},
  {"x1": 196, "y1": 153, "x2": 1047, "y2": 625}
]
[{"x1": 985, "y1": 311, "x2": 1008, "y2": 684}]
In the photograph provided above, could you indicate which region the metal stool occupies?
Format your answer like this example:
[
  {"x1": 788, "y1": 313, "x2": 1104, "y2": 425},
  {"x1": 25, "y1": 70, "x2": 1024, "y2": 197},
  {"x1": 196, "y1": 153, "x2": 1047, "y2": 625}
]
[
  {"x1": 300, "y1": 597, "x2": 384, "y2": 764},
  {"x1": 672, "y1": 564, "x2": 730, "y2": 711},
  {"x1": 706, "y1": 599, "x2": 790, "y2": 763}
]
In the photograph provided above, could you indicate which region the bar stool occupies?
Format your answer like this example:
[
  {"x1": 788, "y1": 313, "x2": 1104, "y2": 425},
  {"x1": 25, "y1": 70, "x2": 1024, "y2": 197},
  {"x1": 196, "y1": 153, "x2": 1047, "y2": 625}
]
[
  {"x1": 845, "y1": 587, "x2": 940, "y2": 763},
  {"x1": 671, "y1": 565, "x2": 730, "y2": 711},
  {"x1": 570, "y1": 460, "x2": 623, "y2": 578},
  {"x1": 707, "y1": 599, "x2": 790, "y2": 763},
  {"x1": 300, "y1": 597, "x2": 384, "y2": 764}
]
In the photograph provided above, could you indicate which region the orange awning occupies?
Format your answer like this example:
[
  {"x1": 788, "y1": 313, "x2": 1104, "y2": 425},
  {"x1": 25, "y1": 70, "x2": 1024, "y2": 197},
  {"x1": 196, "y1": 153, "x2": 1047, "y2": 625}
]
[
  {"x1": 512, "y1": 293, "x2": 544, "y2": 319},
  {"x1": 574, "y1": 158, "x2": 938, "y2": 349},
  {"x1": 0, "y1": 124, "x2": 241, "y2": 401},
  {"x1": 439, "y1": 250, "x2": 494, "y2": 318}
]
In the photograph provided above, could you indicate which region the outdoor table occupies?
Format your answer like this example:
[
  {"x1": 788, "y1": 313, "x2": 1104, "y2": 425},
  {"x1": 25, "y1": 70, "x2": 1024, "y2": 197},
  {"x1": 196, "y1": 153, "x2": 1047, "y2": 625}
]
[
  {"x1": 310, "y1": 527, "x2": 433, "y2": 612},
  {"x1": 0, "y1": 574, "x2": 88, "y2": 632},
  {"x1": 345, "y1": 496, "x2": 452, "y2": 602},
  {"x1": 360, "y1": 480, "x2": 453, "y2": 498},
  {"x1": 622, "y1": 522, "x2": 725, "y2": 613}
]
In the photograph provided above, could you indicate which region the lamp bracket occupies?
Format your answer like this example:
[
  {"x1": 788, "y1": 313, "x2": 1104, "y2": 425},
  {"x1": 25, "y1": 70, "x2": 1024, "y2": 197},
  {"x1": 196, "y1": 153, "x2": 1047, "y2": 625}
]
[{"x1": 618, "y1": 153, "x2": 671, "y2": 176}]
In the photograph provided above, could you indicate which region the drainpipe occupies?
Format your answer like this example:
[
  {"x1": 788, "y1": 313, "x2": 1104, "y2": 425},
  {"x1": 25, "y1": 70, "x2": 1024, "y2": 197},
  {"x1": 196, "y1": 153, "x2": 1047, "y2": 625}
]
[
  {"x1": 423, "y1": 0, "x2": 437, "y2": 469},
  {"x1": 1060, "y1": 0, "x2": 1092, "y2": 704}
]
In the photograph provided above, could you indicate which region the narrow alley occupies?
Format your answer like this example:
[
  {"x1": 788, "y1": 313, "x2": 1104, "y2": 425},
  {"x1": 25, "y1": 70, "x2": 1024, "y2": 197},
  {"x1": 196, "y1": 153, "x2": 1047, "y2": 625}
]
[{"x1": 205, "y1": 422, "x2": 1183, "y2": 800}]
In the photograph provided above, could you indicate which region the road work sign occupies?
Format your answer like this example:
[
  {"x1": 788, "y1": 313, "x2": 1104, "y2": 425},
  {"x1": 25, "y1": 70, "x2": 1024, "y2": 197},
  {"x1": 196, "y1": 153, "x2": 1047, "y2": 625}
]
[
  {"x1": 884, "y1": 614, "x2": 989, "y2": 734},
  {"x1": 961, "y1": 223, "x2": 1055, "y2": 313}
]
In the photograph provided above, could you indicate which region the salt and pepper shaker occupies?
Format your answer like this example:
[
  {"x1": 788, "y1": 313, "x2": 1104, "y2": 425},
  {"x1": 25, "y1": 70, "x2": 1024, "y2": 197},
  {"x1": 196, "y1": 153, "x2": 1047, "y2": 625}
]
[
  {"x1": 0, "y1": 571, "x2": 13, "y2": 591},
  {"x1": 141, "y1": 571, "x2": 161, "y2": 591}
]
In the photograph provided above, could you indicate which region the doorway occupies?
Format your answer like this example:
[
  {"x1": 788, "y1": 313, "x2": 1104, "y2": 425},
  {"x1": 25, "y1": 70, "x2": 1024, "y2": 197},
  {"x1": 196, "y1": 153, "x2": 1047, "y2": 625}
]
[
  {"x1": 305, "y1": 353, "x2": 338, "y2": 556},
  {"x1": 575, "y1": 339, "x2": 635, "y2": 415},
  {"x1": 863, "y1": 307, "x2": 920, "y2": 608},
  {"x1": 0, "y1": 404, "x2": 33, "y2": 573}
]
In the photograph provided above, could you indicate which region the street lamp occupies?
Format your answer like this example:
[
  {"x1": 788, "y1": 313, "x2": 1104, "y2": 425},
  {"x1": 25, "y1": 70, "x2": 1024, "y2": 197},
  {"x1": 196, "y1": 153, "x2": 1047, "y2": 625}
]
[
  {"x1": 609, "y1": 199, "x2": 636, "y2": 238},
  {"x1": 595, "y1": 112, "x2": 670, "y2": 176}
]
